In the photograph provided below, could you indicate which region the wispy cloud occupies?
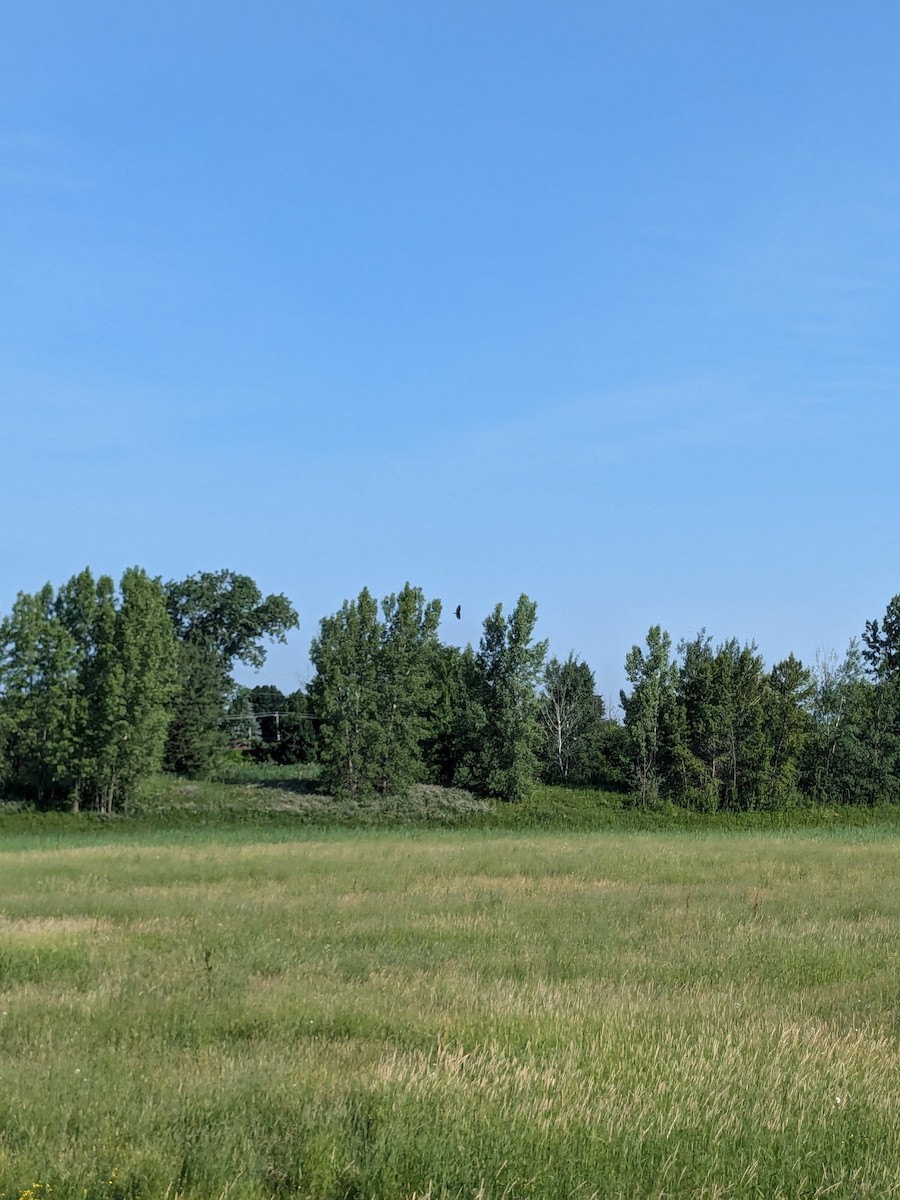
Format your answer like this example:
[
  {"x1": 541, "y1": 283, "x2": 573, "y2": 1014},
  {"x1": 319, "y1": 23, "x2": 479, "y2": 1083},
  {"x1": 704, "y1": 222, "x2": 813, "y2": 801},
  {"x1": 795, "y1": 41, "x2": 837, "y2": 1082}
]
[{"x1": 448, "y1": 378, "x2": 857, "y2": 480}]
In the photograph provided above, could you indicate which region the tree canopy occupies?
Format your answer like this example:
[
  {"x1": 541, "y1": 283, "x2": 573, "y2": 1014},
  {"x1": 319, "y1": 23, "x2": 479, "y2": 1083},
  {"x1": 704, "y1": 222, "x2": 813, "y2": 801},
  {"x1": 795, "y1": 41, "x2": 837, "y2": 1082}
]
[{"x1": 3, "y1": 569, "x2": 900, "y2": 813}]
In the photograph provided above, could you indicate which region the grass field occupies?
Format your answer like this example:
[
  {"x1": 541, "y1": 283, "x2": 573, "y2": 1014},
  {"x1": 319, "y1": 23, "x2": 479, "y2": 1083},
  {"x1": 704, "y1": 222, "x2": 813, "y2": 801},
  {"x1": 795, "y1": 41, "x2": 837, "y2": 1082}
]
[{"x1": 1, "y1": 816, "x2": 898, "y2": 1199}]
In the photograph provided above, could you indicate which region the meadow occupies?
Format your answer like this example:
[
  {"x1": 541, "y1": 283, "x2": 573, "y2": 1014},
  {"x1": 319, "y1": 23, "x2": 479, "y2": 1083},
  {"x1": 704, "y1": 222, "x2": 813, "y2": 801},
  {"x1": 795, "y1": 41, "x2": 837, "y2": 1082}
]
[{"x1": 1, "y1": 809, "x2": 898, "y2": 1199}]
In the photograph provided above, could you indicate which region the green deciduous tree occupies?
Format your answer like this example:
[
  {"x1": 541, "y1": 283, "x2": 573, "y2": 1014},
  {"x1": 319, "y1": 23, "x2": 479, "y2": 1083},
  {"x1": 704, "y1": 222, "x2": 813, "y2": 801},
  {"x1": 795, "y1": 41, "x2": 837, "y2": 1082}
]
[
  {"x1": 0, "y1": 584, "x2": 78, "y2": 806},
  {"x1": 808, "y1": 627, "x2": 900, "y2": 806},
  {"x1": 672, "y1": 634, "x2": 769, "y2": 811},
  {"x1": 762, "y1": 653, "x2": 814, "y2": 807},
  {"x1": 1, "y1": 568, "x2": 177, "y2": 811},
  {"x1": 163, "y1": 570, "x2": 299, "y2": 777},
  {"x1": 275, "y1": 688, "x2": 318, "y2": 764},
  {"x1": 620, "y1": 626, "x2": 677, "y2": 806},
  {"x1": 539, "y1": 653, "x2": 604, "y2": 784},
  {"x1": 373, "y1": 584, "x2": 442, "y2": 795},
  {"x1": 310, "y1": 584, "x2": 441, "y2": 799},
  {"x1": 859, "y1": 594, "x2": 900, "y2": 803},
  {"x1": 165, "y1": 570, "x2": 298, "y2": 669},
  {"x1": 468, "y1": 595, "x2": 547, "y2": 803},
  {"x1": 424, "y1": 644, "x2": 487, "y2": 790},
  {"x1": 248, "y1": 685, "x2": 287, "y2": 746},
  {"x1": 92, "y1": 568, "x2": 178, "y2": 812},
  {"x1": 309, "y1": 587, "x2": 383, "y2": 800}
]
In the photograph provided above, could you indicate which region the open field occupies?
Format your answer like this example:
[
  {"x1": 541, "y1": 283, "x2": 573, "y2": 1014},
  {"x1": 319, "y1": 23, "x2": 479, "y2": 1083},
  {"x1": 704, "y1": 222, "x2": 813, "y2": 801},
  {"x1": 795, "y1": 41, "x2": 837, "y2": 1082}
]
[{"x1": 1, "y1": 823, "x2": 898, "y2": 1199}]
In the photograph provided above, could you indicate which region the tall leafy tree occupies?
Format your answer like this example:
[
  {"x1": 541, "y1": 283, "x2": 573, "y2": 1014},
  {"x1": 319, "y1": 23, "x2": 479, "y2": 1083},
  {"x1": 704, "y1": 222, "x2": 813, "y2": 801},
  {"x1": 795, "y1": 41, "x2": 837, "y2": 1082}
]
[
  {"x1": 762, "y1": 653, "x2": 814, "y2": 806},
  {"x1": 71, "y1": 573, "x2": 123, "y2": 812},
  {"x1": 165, "y1": 570, "x2": 298, "y2": 669},
  {"x1": 309, "y1": 587, "x2": 384, "y2": 800},
  {"x1": 163, "y1": 570, "x2": 299, "y2": 777},
  {"x1": 805, "y1": 643, "x2": 889, "y2": 805},
  {"x1": 54, "y1": 568, "x2": 106, "y2": 804},
  {"x1": 373, "y1": 584, "x2": 442, "y2": 795},
  {"x1": 0, "y1": 585, "x2": 78, "y2": 806},
  {"x1": 469, "y1": 594, "x2": 547, "y2": 803},
  {"x1": 620, "y1": 626, "x2": 677, "y2": 806},
  {"x1": 804, "y1": 596, "x2": 900, "y2": 807},
  {"x1": 106, "y1": 566, "x2": 177, "y2": 811},
  {"x1": 425, "y1": 643, "x2": 487, "y2": 789},
  {"x1": 274, "y1": 688, "x2": 318, "y2": 764},
  {"x1": 310, "y1": 584, "x2": 442, "y2": 799},
  {"x1": 673, "y1": 634, "x2": 768, "y2": 810},
  {"x1": 539, "y1": 653, "x2": 604, "y2": 784},
  {"x1": 1, "y1": 569, "x2": 177, "y2": 811},
  {"x1": 859, "y1": 593, "x2": 900, "y2": 803}
]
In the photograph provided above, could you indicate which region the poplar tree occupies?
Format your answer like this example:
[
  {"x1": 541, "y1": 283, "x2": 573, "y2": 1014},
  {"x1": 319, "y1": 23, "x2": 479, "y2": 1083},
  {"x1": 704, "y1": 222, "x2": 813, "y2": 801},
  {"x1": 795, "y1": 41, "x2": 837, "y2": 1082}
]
[
  {"x1": 310, "y1": 584, "x2": 443, "y2": 799},
  {"x1": 1, "y1": 569, "x2": 176, "y2": 810},
  {"x1": 309, "y1": 587, "x2": 383, "y2": 800},
  {"x1": 620, "y1": 626, "x2": 676, "y2": 806},
  {"x1": 0, "y1": 585, "x2": 78, "y2": 806},
  {"x1": 539, "y1": 653, "x2": 603, "y2": 784},
  {"x1": 763, "y1": 653, "x2": 814, "y2": 806},
  {"x1": 100, "y1": 568, "x2": 177, "y2": 810},
  {"x1": 470, "y1": 594, "x2": 547, "y2": 803},
  {"x1": 374, "y1": 584, "x2": 442, "y2": 795}
]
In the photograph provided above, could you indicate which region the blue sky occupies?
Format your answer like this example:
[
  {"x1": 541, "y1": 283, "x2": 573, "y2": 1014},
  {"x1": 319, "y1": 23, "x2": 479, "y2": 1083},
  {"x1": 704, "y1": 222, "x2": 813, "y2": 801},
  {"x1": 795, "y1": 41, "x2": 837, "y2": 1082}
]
[{"x1": 3, "y1": 1, "x2": 899, "y2": 706}]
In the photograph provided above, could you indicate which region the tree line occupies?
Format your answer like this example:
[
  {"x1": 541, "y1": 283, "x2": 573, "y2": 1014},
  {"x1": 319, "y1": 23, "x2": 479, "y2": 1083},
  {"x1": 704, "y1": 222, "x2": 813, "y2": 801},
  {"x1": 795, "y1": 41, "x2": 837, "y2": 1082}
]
[
  {"x1": 0, "y1": 568, "x2": 298, "y2": 811},
  {"x1": 2, "y1": 568, "x2": 899, "y2": 812}
]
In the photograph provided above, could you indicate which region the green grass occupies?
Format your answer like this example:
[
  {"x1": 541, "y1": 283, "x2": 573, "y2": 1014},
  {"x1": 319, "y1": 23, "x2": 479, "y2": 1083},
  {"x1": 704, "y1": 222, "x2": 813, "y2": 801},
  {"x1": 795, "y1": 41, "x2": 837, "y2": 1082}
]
[
  {"x1": 4, "y1": 767, "x2": 898, "y2": 849},
  {"x1": 1, "y1": 818, "x2": 898, "y2": 1199}
]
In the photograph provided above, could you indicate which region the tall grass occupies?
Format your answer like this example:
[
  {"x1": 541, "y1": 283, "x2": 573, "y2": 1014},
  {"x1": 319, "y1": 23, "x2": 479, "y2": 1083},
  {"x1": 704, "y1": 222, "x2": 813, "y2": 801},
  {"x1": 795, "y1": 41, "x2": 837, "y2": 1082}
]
[{"x1": 1, "y1": 827, "x2": 898, "y2": 1198}]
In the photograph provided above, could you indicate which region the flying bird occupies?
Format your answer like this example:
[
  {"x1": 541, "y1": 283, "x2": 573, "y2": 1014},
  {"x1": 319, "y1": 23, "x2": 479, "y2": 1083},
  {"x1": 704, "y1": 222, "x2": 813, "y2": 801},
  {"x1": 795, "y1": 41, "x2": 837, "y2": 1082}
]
[{"x1": 455, "y1": 605, "x2": 461, "y2": 619}]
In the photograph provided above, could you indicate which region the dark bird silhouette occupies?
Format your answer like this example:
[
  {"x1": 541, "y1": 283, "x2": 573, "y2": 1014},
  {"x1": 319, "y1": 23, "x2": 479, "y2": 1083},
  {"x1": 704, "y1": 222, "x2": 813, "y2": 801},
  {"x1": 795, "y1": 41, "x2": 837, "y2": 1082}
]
[{"x1": 455, "y1": 605, "x2": 461, "y2": 619}]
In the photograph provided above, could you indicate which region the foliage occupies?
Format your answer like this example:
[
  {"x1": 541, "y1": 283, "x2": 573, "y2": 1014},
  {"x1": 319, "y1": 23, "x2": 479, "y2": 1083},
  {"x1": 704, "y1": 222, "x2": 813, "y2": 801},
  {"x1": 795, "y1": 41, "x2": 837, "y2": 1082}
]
[
  {"x1": 537, "y1": 653, "x2": 627, "y2": 788},
  {"x1": 4, "y1": 564, "x2": 900, "y2": 814},
  {"x1": 465, "y1": 594, "x2": 548, "y2": 803},
  {"x1": 0, "y1": 568, "x2": 176, "y2": 811},
  {"x1": 276, "y1": 688, "x2": 319, "y2": 763},
  {"x1": 92, "y1": 566, "x2": 179, "y2": 812},
  {"x1": 310, "y1": 584, "x2": 442, "y2": 799},
  {"x1": 163, "y1": 638, "x2": 231, "y2": 778},
  {"x1": 620, "y1": 625, "x2": 677, "y2": 806},
  {"x1": 162, "y1": 569, "x2": 299, "y2": 779},
  {"x1": 805, "y1": 642, "x2": 900, "y2": 806},
  {"x1": 247, "y1": 683, "x2": 287, "y2": 744},
  {"x1": 862, "y1": 591, "x2": 900, "y2": 682},
  {"x1": 538, "y1": 652, "x2": 600, "y2": 783},
  {"x1": 671, "y1": 633, "x2": 769, "y2": 810},
  {"x1": 762, "y1": 652, "x2": 815, "y2": 806},
  {"x1": 309, "y1": 587, "x2": 385, "y2": 800},
  {"x1": 164, "y1": 569, "x2": 299, "y2": 670}
]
